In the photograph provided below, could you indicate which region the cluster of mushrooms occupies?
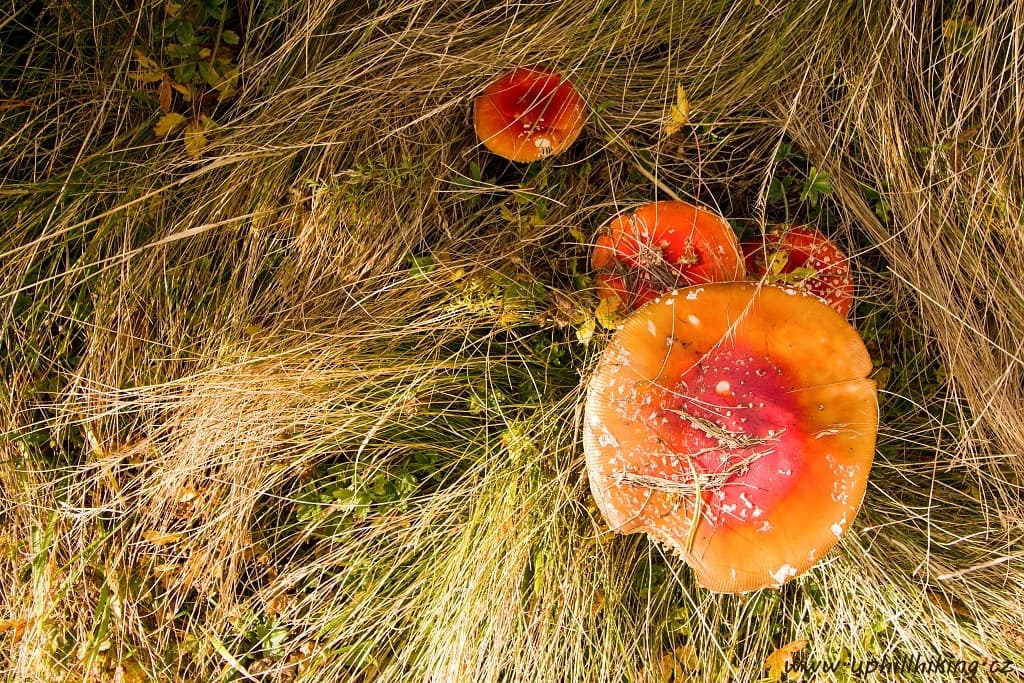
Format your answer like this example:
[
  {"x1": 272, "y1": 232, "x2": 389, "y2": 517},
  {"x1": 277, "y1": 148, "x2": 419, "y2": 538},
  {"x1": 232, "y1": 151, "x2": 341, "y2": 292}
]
[{"x1": 475, "y1": 67, "x2": 878, "y2": 593}]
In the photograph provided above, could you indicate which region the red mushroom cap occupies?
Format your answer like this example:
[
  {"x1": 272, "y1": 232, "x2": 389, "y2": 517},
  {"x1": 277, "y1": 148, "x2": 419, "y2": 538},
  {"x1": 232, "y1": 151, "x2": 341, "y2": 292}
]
[
  {"x1": 473, "y1": 67, "x2": 586, "y2": 163},
  {"x1": 742, "y1": 225, "x2": 854, "y2": 316},
  {"x1": 583, "y1": 282, "x2": 877, "y2": 593},
  {"x1": 592, "y1": 201, "x2": 745, "y2": 312}
]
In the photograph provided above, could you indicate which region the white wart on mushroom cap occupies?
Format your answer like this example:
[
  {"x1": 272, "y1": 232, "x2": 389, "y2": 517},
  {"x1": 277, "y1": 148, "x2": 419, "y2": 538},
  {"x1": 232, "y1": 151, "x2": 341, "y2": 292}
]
[{"x1": 583, "y1": 281, "x2": 877, "y2": 593}]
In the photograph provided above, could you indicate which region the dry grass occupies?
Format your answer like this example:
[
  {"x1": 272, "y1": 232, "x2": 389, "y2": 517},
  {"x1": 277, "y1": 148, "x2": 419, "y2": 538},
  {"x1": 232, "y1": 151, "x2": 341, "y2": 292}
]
[{"x1": 2, "y1": 0, "x2": 1023, "y2": 681}]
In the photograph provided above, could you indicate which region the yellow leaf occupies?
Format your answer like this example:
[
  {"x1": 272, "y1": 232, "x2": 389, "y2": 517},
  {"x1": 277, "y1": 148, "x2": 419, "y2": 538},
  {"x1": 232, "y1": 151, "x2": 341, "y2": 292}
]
[
  {"x1": 645, "y1": 645, "x2": 698, "y2": 682},
  {"x1": 595, "y1": 296, "x2": 622, "y2": 330},
  {"x1": 157, "y1": 76, "x2": 172, "y2": 113},
  {"x1": 129, "y1": 49, "x2": 164, "y2": 83},
  {"x1": 664, "y1": 83, "x2": 690, "y2": 137},
  {"x1": 764, "y1": 639, "x2": 808, "y2": 681},
  {"x1": 0, "y1": 618, "x2": 26, "y2": 635},
  {"x1": 575, "y1": 317, "x2": 595, "y2": 346},
  {"x1": 184, "y1": 121, "x2": 207, "y2": 159},
  {"x1": 153, "y1": 112, "x2": 187, "y2": 138},
  {"x1": 142, "y1": 530, "x2": 185, "y2": 546},
  {"x1": 171, "y1": 82, "x2": 193, "y2": 101},
  {"x1": 176, "y1": 486, "x2": 201, "y2": 504},
  {"x1": 676, "y1": 644, "x2": 698, "y2": 669},
  {"x1": 116, "y1": 659, "x2": 148, "y2": 683},
  {"x1": 590, "y1": 588, "x2": 606, "y2": 616},
  {"x1": 675, "y1": 84, "x2": 690, "y2": 122},
  {"x1": 128, "y1": 70, "x2": 165, "y2": 84}
]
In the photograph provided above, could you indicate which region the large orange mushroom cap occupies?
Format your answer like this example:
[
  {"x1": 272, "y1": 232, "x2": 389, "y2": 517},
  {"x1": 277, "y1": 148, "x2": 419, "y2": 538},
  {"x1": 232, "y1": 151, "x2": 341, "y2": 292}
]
[
  {"x1": 592, "y1": 201, "x2": 745, "y2": 312},
  {"x1": 473, "y1": 67, "x2": 586, "y2": 163},
  {"x1": 583, "y1": 282, "x2": 877, "y2": 593}
]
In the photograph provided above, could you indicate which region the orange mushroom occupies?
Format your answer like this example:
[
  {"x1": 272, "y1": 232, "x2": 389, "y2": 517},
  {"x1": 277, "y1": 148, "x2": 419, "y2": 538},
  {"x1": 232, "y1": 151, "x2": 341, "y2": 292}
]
[
  {"x1": 583, "y1": 282, "x2": 877, "y2": 592},
  {"x1": 592, "y1": 201, "x2": 745, "y2": 312},
  {"x1": 473, "y1": 67, "x2": 586, "y2": 162}
]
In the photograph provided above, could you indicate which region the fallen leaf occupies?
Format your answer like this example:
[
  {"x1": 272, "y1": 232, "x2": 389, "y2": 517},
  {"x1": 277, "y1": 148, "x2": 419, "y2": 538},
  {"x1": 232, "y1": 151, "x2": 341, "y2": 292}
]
[
  {"x1": 595, "y1": 296, "x2": 622, "y2": 330},
  {"x1": 176, "y1": 486, "x2": 201, "y2": 504},
  {"x1": 664, "y1": 83, "x2": 690, "y2": 137},
  {"x1": 645, "y1": 644, "x2": 699, "y2": 682},
  {"x1": 142, "y1": 530, "x2": 185, "y2": 546},
  {"x1": 115, "y1": 659, "x2": 148, "y2": 683},
  {"x1": 153, "y1": 112, "x2": 187, "y2": 138},
  {"x1": 184, "y1": 121, "x2": 207, "y2": 159},
  {"x1": 575, "y1": 317, "x2": 595, "y2": 346},
  {"x1": 0, "y1": 618, "x2": 26, "y2": 638},
  {"x1": 129, "y1": 50, "x2": 164, "y2": 83},
  {"x1": 764, "y1": 639, "x2": 808, "y2": 681},
  {"x1": 216, "y1": 66, "x2": 239, "y2": 100},
  {"x1": 590, "y1": 588, "x2": 606, "y2": 616},
  {"x1": 158, "y1": 76, "x2": 172, "y2": 113},
  {"x1": 171, "y1": 82, "x2": 193, "y2": 101}
]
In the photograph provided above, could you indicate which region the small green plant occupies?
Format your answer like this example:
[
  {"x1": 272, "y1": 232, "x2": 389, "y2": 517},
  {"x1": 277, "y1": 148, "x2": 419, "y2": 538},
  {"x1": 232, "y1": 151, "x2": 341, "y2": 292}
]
[
  {"x1": 129, "y1": 0, "x2": 241, "y2": 158},
  {"x1": 799, "y1": 166, "x2": 833, "y2": 207}
]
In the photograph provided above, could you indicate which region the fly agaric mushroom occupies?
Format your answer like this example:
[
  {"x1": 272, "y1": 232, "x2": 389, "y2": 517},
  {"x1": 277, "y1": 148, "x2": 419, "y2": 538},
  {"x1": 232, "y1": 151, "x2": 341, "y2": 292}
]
[
  {"x1": 473, "y1": 67, "x2": 586, "y2": 163},
  {"x1": 742, "y1": 225, "x2": 854, "y2": 316},
  {"x1": 592, "y1": 200, "x2": 745, "y2": 312},
  {"x1": 583, "y1": 281, "x2": 877, "y2": 593}
]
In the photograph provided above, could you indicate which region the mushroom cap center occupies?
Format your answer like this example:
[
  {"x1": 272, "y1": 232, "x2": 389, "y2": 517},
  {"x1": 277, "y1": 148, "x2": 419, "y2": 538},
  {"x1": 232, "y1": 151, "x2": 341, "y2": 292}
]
[
  {"x1": 489, "y1": 72, "x2": 579, "y2": 138},
  {"x1": 649, "y1": 346, "x2": 803, "y2": 523}
]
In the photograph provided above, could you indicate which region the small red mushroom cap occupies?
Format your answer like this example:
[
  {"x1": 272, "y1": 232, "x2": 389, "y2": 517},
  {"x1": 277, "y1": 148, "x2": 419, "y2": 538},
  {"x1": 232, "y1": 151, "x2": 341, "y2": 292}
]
[
  {"x1": 592, "y1": 201, "x2": 745, "y2": 312},
  {"x1": 583, "y1": 282, "x2": 877, "y2": 593},
  {"x1": 473, "y1": 67, "x2": 586, "y2": 163},
  {"x1": 742, "y1": 225, "x2": 854, "y2": 316}
]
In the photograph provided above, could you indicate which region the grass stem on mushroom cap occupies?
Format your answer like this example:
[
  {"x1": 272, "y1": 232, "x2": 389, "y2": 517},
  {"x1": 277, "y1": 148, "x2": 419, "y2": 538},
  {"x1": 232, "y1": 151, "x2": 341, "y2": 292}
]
[{"x1": 592, "y1": 200, "x2": 745, "y2": 312}]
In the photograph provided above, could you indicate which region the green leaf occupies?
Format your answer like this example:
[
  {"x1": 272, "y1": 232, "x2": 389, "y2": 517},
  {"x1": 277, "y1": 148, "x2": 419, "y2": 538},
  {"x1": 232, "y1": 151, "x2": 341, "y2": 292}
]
[
  {"x1": 175, "y1": 21, "x2": 196, "y2": 45},
  {"x1": 221, "y1": 30, "x2": 240, "y2": 45},
  {"x1": 197, "y1": 60, "x2": 220, "y2": 88},
  {"x1": 165, "y1": 43, "x2": 198, "y2": 59},
  {"x1": 788, "y1": 266, "x2": 818, "y2": 280},
  {"x1": 800, "y1": 166, "x2": 832, "y2": 206},
  {"x1": 161, "y1": 17, "x2": 183, "y2": 39},
  {"x1": 407, "y1": 253, "x2": 435, "y2": 277},
  {"x1": 173, "y1": 62, "x2": 197, "y2": 84}
]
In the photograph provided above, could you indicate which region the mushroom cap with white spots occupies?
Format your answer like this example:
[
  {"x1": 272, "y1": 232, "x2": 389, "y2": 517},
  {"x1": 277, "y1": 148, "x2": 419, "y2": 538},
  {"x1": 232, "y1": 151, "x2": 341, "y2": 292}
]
[
  {"x1": 583, "y1": 281, "x2": 877, "y2": 593},
  {"x1": 742, "y1": 225, "x2": 855, "y2": 316},
  {"x1": 473, "y1": 67, "x2": 586, "y2": 163},
  {"x1": 592, "y1": 201, "x2": 746, "y2": 312}
]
